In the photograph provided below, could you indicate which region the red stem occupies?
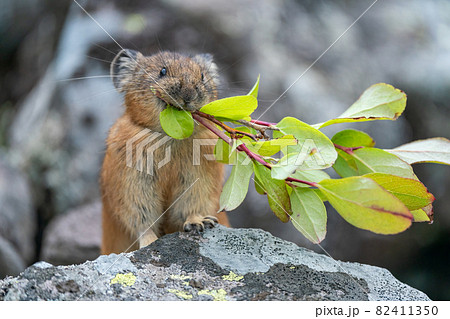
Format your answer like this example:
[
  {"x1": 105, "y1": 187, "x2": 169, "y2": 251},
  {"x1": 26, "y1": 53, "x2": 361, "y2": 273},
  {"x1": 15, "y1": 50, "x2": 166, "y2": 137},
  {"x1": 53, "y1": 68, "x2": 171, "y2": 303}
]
[
  {"x1": 193, "y1": 113, "x2": 270, "y2": 168},
  {"x1": 237, "y1": 143, "x2": 272, "y2": 169},
  {"x1": 195, "y1": 111, "x2": 257, "y2": 141},
  {"x1": 192, "y1": 113, "x2": 232, "y2": 144},
  {"x1": 250, "y1": 119, "x2": 277, "y2": 126},
  {"x1": 285, "y1": 177, "x2": 318, "y2": 188},
  {"x1": 333, "y1": 143, "x2": 363, "y2": 154}
]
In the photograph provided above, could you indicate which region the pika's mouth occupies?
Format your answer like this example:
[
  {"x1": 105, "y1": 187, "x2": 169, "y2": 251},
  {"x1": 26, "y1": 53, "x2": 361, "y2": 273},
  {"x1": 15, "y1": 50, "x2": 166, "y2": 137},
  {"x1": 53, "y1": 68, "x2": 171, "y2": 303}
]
[
  {"x1": 158, "y1": 96, "x2": 197, "y2": 112},
  {"x1": 153, "y1": 88, "x2": 198, "y2": 112},
  {"x1": 153, "y1": 91, "x2": 182, "y2": 110}
]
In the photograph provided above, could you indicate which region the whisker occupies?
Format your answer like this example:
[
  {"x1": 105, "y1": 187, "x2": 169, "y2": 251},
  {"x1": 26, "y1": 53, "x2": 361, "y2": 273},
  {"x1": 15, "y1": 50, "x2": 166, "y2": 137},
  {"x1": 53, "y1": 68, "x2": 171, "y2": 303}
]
[
  {"x1": 86, "y1": 55, "x2": 114, "y2": 64},
  {"x1": 70, "y1": 87, "x2": 120, "y2": 104},
  {"x1": 58, "y1": 75, "x2": 114, "y2": 82},
  {"x1": 91, "y1": 42, "x2": 118, "y2": 56},
  {"x1": 155, "y1": 35, "x2": 164, "y2": 57}
]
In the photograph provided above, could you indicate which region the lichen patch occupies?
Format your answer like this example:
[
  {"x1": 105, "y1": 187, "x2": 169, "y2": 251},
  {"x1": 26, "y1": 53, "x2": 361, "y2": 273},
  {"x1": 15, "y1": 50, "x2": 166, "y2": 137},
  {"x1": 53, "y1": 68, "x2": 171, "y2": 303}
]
[
  {"x1": 198, "y1": 289, "x2": 227, "y2": 301},
  {"x1": 110, "y1": 273, "x2": 136, "y2": 287},
  {"x1": 222, "y1": 271, "x2": 243, "y2": 282},
  {"x1": 167, "y1": 289, "x2": 193, "y2": 300}
]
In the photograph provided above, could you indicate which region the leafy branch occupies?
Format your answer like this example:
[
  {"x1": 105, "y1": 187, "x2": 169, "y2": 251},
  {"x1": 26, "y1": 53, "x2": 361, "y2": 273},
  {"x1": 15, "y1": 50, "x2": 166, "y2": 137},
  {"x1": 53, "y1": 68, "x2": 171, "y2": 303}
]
[
  {"x1": 193, "y1": 111, "x2": 317, "y2": 188},
  {"x1": 159, "y1": 76, "x2": 450, "y2": 244}
]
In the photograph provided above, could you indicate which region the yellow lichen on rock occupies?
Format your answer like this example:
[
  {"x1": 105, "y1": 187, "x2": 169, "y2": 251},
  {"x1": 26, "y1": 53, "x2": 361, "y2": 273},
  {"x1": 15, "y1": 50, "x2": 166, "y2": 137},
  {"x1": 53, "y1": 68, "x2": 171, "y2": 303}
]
[
  {"x1": 222, "y1": 271, "x2": 243, "y2": 282},
  {"x1": 170, "y1": 274, "x2": 191, "y2": 286},
  {"x1": 167, "y1": 289, "x2": 193, "y2": 300},
  {"x1": 170, "y1": 274, "x2": 192, "y2": 280},
  {"x1": 198, "y1": 289, "x2": 227, "y2": 301},
  {"x1": 110, "y1": 272, "x2": 136, "y2": 287}
]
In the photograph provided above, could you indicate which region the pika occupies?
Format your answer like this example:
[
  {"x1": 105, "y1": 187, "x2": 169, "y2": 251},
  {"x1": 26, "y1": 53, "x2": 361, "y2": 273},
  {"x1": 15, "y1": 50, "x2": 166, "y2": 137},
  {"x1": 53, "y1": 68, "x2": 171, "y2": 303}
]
[{"x1": 101, "y1": 49, "x2": 229, "y2": 254}]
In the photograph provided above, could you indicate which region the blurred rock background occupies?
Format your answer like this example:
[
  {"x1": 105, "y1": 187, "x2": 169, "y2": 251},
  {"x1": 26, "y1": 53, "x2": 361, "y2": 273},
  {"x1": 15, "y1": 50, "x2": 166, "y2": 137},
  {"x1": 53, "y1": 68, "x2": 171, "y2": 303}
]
[{"x1": 0, "y1": 0, "x2": 449, "y2": 299}]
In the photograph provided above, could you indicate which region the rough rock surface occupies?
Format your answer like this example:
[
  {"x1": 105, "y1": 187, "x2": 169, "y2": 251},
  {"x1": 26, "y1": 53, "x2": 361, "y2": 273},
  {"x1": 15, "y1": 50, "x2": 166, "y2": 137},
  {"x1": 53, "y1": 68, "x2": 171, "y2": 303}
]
[
  {"x1": 40, "y1": 201, "x2": 101, "y2": 266},
  {"x1": 0, "y1": 227, "x2": 429, "y2": 301}
]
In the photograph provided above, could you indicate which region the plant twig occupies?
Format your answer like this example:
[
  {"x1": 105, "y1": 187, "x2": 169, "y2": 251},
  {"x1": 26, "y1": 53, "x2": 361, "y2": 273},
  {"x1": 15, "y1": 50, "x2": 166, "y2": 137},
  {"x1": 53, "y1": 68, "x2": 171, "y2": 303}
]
[
  {"x1": 192, "y1": 113, "x2": 232, "y2": 144},
  {"x1": 236, "y1": 119, "x2": 279, "y2": 139},
  {"x1": 250, "y1": 119, "x2": 278, "y2": 126},
  {"x1": 333, "y1": 143, "x2": 363, "y2": 154},
  {"x1": 237, "y1": 143, "x2": 272, "y2": 169},
  {"x1": 194, "y1": 111, "x2": 258, "y2": 141},
  {"x1": 285, "y1": 177, "x2": 318, "y2": 188}
]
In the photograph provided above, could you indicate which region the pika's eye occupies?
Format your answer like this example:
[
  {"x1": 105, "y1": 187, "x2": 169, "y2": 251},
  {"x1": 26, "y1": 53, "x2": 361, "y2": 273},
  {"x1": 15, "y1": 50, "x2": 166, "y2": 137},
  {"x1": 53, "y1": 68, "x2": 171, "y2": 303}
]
[
  {"x1": 160, "y1": 67, "x2": 167, "y2": 77},
  {"x1": 201, "y1": 72, "x2": 204, "y2": 81}
]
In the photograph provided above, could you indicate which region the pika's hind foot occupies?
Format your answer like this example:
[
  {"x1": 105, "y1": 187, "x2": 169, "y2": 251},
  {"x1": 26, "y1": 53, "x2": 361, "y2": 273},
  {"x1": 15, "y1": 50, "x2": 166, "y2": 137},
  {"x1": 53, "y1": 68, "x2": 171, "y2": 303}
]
[{"x1": 183, "y1": 215, "x2": 218, "y2": 232}]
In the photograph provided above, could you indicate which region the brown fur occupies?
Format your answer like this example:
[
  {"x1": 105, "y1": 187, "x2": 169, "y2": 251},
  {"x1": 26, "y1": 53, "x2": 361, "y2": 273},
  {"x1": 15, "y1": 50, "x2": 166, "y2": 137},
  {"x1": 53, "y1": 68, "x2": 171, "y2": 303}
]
[{"x1": 101, "y1": 50, "x2": 229, "y2": 255}]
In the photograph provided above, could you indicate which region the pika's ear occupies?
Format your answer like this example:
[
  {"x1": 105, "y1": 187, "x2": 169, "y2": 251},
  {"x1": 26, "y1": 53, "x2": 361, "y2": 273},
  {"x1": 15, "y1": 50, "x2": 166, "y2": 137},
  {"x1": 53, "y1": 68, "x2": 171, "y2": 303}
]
[
  {"x1": 110, "y1": 49, "x2": 140, "y2": 91},
  {"x1": 193, "y1": 53, "x2": 213, "y2": 66},
  {"x1": 193, "y1": 53, "x2": 219, "y2": 82}
]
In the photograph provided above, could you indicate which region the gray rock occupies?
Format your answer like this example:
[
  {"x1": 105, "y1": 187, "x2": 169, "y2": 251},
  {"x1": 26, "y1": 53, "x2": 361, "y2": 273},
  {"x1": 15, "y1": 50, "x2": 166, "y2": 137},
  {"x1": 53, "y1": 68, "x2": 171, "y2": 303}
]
[
  {"x1": 0, "y1": 157, "x2": 35, "y2": 264},
  {"x1": 31, "y1": 261, "x2": 53, "y2": 270},
  {"x1": 40, "y1": 201, "x2": 101, "y2": 266},
  {"x1": 94, "y1": 254, "x2": 137, "y2": 276},
  {"x1": 0, "y1": 227, "x2": 429, "y2": 301}
]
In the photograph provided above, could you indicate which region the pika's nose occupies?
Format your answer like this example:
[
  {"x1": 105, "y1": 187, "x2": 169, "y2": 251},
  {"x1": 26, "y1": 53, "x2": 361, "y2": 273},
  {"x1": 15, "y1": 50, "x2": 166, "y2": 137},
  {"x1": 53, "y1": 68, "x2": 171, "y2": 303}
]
[{"x1": 180, "y1": 87, "x2": 198, "y2": 105}]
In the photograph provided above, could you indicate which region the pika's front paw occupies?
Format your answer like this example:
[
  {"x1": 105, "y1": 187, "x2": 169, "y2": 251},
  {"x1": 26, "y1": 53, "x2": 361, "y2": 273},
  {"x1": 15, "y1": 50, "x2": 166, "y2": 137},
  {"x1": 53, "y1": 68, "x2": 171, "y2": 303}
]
[{"x1": 183, "y1": 215, "x2": 218, "y2": 233}]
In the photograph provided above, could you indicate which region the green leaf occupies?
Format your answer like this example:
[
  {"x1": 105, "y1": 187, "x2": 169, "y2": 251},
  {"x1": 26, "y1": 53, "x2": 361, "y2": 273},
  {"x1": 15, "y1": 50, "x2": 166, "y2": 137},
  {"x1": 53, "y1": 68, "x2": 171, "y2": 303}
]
[
  {"x1": 271, "y1": 153, "x2": 303, "y2": 180},
  {"x1": 410, "y1": 204, "x2": 433, "y2": 223},
  {"x1": 271, "y1": 152, "x2": 332, "y2": 180},
  {"x1": 364, "y1": 173, "x2": 435, "y2": 211},
  {"x1": 333, "y1": 147, "x2": 416, "y2": 179},
  {"x1": 219, "y1": 152, "x2": 254, "y2": 212},
  {"x1": 333, "y1": 150, "x2": 359, "y2": 178},
  {"x1": 318, "y1": 177, "x2": 413, "y2": 234},
  {"x1": 273, "y1": 117, "x2": 337, "y2": 170},
  {"x1": 290, "y1": 187, "x2": 327, "y2": 243},
  {"x1": 245, "y1": 135, "x2": 297, "y2": 157},
  {"x1": 332, "y1": 129, "x2": 375, "y2": 148},
  {"x1": 352, "y1": 148, "x2": 416, "y2": 179},
  {"x1": 314, "y1": 189, "x2": 328, "y2": 202},
  {"x1": 385, "y1": 137, "x2": 450, "y2": 165},
  {"x1": 214, "y1": 139, "x2": 241, "y2": 164},
  {"x1": 334, "y1": 147, "x2": 417, "y2": 179},
  {"x1": 254, "y1": 173, "x2": 266, "y2": 195},
  {"x1": 313, "y1": 83, "x2": 407, "y2": 129},
  {"x1": 199, "y1": 95, "x2": 258, "y2": 121},
  {"x1": 253, "y1": 161, "x2": 291, "y2": 222},
  {"x1": 159, "y1": 105, "x2": 194, "y2": 139},
  {"x1": 410, "y1": 209, "x2": 431, "y2": 222},
  {"x1": 331, "y1": 129, "x2": 375, "y2": 178},
  {"x1": 247, "y1": 75, "x2": 260, "y2": 99}
]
